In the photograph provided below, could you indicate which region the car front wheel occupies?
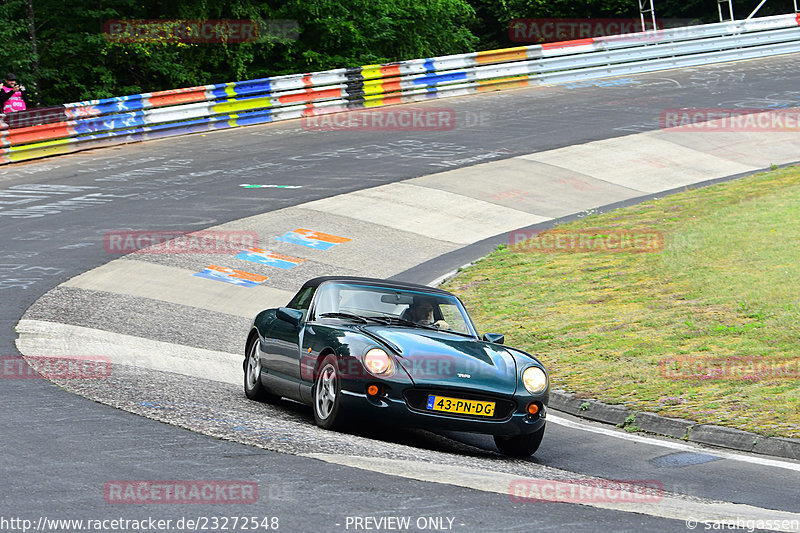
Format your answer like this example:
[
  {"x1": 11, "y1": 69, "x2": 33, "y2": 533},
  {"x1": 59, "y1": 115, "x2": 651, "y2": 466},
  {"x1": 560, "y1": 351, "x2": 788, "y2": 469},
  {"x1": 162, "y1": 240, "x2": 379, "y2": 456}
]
[
  {"x1": 494, "y1": 425, "x2": 545, "y2": 458},
  {"x1": 244, "y1": 338, "x2": 279, "y2": 403},
  {"x1": 313, "y1": 355, "x2": 346, "y2": 430}
]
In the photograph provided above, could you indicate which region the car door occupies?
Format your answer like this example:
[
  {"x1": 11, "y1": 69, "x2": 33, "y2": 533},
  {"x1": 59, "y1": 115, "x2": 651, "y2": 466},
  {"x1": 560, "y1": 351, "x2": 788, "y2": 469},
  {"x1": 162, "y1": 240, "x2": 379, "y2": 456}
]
[{"x1": 261, "y1": 286, "x2": 314, "y2": 399}]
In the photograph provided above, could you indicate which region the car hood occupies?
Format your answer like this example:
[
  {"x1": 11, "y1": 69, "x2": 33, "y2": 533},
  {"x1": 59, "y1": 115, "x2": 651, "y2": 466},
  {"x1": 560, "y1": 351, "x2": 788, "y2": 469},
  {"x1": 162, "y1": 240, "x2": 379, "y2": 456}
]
[{"x1": 361, "y1": 326, "x2": 518, "y2": 395}]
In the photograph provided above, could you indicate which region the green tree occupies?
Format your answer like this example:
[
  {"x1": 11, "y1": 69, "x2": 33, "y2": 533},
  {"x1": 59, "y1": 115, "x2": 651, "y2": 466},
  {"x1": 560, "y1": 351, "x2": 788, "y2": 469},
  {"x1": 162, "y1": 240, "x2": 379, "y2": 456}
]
[
  {"x1": 2, "y1": 0, "x2": 797, "y2": 107},
  {"x1": 3, "y1": 0, "x2": 479, "y2": 106},
  {"x1": 0, "y1": 0, "x2": 39, "y2": 103}
]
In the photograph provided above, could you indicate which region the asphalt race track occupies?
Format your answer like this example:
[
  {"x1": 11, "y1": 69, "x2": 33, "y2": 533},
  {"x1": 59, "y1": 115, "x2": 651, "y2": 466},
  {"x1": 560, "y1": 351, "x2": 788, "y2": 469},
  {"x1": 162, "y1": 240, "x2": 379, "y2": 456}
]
[{"x1": 3, "y1": 54, "x2": 800, "y2": 533}]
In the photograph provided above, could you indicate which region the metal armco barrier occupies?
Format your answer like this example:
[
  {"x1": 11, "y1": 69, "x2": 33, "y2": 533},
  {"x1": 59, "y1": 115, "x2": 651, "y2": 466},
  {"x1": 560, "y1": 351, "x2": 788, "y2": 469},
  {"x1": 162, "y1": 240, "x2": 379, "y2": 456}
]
[{"x1": 2, "y1": 13, "x2": 799, "y2": 165}]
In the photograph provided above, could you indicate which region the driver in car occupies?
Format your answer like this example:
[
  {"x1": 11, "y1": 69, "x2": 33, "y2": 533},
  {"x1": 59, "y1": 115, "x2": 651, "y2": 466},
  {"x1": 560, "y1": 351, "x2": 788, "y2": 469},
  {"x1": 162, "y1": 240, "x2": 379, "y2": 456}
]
[{"x1": 407, "y1": 298, "x2": 450, "y2": 330}]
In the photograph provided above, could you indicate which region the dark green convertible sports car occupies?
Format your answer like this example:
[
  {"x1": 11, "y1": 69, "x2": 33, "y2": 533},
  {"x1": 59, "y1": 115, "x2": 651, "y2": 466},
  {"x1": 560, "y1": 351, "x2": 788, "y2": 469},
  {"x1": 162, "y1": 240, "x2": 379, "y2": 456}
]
[{"x1": 243, "y1": 276, "x2": 549, "y2": 457}]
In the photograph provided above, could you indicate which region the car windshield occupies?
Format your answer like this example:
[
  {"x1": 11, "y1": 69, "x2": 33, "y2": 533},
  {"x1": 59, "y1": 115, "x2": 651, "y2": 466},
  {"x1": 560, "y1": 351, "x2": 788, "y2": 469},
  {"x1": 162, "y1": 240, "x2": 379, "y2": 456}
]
[{"x1": 313, "y1": 282, "x2": 477, "y2": 336}]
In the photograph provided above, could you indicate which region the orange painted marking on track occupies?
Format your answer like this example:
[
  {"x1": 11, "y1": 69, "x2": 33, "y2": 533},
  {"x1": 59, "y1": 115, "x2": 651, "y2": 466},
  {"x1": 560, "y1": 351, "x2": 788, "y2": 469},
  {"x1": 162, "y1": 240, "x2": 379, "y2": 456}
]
[
  {"x1": 206, "y1": 265, "x2": 268, "y2": 283},
  {"x1": 294, "y1": 229, "x2": 350, "y2": 244},
  {"x1": 243, "y1": 248, "x2": 306, "y2": 264}
]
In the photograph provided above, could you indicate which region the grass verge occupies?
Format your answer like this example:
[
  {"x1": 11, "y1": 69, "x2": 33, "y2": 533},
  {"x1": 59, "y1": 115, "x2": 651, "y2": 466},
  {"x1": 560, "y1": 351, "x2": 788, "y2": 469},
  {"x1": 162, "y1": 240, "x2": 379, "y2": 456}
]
[{"x1": 444, "y1": 165, "x2": 800, "y2": 438}]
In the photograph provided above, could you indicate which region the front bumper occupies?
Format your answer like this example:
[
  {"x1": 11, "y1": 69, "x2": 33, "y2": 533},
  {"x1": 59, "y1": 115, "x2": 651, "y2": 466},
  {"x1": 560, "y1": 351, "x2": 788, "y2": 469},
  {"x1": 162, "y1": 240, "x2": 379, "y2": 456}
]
[{"x1": 338, "y1": 383, "x2": 547, "y2": 437}]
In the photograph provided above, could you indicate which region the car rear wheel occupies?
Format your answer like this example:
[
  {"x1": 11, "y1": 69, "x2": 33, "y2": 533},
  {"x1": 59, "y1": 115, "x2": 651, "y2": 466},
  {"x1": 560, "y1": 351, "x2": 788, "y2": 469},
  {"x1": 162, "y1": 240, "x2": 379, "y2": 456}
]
[
  {"x1": 494, "y1": 425, "x2": 545, "y2": 458},
  {"x1": 313, "y1": 355, "x2": 346, "y2": 430},
  {"x1": 244, "y1": 338, "x2": 279, "y2": 403}
]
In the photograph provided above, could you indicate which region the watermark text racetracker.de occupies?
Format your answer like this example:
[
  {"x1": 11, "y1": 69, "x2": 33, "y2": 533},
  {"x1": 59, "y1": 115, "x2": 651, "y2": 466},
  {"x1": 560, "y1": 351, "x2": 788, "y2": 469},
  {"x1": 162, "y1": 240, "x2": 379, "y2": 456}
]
[
  {"x1": 508, "y1": 17, "x2": 699, "y2": 43},
  {"x1": 509, "y1": 229, "x2": 664, "y2": 253},
  {"x1": 0, "y1": 515, "x2": 280, "y2": 532},
  {"x1": 300, "y1": 354, "x2": 507, "y2": 382},
  {"x1": 509, "y1": 478, "x2": 664, "y2": 504},
  {"x1": 661, "y1": 108, "x2": 800, "y2": 131},
  {"x1": 301, "y1": 108, "x2": 456, "y2": 132},
  {"x1": 509, "y1": 18, "x2": 653, "y2": 42},
  {"x1": 103, "y1": 19, "x2": 298, "y2": 43},
  {"x1": 1, "y1": 355, "x2": 111, "y2": 380},
  {"x1": 660, "y1": 356, "x2": 800, "y2": 382},
  {"x1": 104, "y1": 230, "x2": 258, "y2": 255},
  {"x1": 104, "y1": 480, "x2": 258, "y2": 505}
]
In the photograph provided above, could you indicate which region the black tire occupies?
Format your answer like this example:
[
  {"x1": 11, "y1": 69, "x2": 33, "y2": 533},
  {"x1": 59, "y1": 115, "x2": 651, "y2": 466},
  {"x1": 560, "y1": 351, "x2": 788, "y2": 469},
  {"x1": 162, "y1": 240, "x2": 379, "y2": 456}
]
[
  {"x1": 244, "y1": 337, "x2": 279, "y2": 403},
  {"x1": 494, "y1": 425, "x2": 545, "y2": 458},
  {"x1": 312, "y1": 354, "x2": 347, "y2": 430}
]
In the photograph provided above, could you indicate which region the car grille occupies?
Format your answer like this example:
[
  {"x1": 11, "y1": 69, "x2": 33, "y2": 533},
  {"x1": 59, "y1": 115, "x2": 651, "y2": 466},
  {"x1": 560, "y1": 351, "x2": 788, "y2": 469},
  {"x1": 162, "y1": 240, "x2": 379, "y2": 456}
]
[{"x1": 403, "y1": 389, "x2": 516, "y2": 421}]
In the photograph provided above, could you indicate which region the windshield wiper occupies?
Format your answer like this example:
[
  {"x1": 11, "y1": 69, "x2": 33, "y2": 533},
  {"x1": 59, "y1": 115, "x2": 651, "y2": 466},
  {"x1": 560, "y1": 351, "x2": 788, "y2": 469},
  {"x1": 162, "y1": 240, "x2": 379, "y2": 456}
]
[
  {"x1": 385, "y1": 316, "x2": 447, "y2": 331},
  {"x1": 318, "y1": 312, "x2": 388, "y2": 325},
  {"x1": 385, "y1": 316, "x2": 424, "y2": 327},
  {"x1": 318, "y1": 312, "x2": 369, "y2": 323},
  {"x1": 361, "y1": 315, "x2": 392, "y2": 325},
  {"x1": 384, "y1": 316, "x2": 476, "y2": 337}
]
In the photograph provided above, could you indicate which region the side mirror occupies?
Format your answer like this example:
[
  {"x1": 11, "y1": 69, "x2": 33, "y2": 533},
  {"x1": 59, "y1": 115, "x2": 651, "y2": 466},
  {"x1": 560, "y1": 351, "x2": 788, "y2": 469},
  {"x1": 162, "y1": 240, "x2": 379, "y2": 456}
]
[
  {"x1": 483, "y1": 333, "x2": 505, "y2": 345},
  {"x1": 276, "y1": 307, "x2": 303, "y2": 327}
]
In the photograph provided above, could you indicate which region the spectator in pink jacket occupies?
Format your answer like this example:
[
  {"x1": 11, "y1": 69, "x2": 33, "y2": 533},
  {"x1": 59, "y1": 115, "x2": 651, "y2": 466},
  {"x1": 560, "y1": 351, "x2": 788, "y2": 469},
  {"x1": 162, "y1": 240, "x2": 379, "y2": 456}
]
[{"x1": 1, "y1": 73, "x2": 29, "y2": 113}]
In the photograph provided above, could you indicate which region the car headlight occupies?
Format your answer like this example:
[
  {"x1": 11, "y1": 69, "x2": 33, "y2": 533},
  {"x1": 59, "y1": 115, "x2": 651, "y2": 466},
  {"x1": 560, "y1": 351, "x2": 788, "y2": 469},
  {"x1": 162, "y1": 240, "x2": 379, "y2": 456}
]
[
  {"x1": 522, "y1": 366, "x2": 548, "y2": 394},
  {"x1": 364, "y1": 348, "x2": 393, "y2": 376}
]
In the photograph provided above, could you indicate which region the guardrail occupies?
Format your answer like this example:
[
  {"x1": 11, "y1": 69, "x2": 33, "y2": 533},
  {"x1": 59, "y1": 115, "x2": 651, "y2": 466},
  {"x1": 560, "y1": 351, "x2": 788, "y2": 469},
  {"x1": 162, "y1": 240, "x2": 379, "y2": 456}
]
[{"x1": 2, "y1": 13, "x2": 799, "y2": 166}]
